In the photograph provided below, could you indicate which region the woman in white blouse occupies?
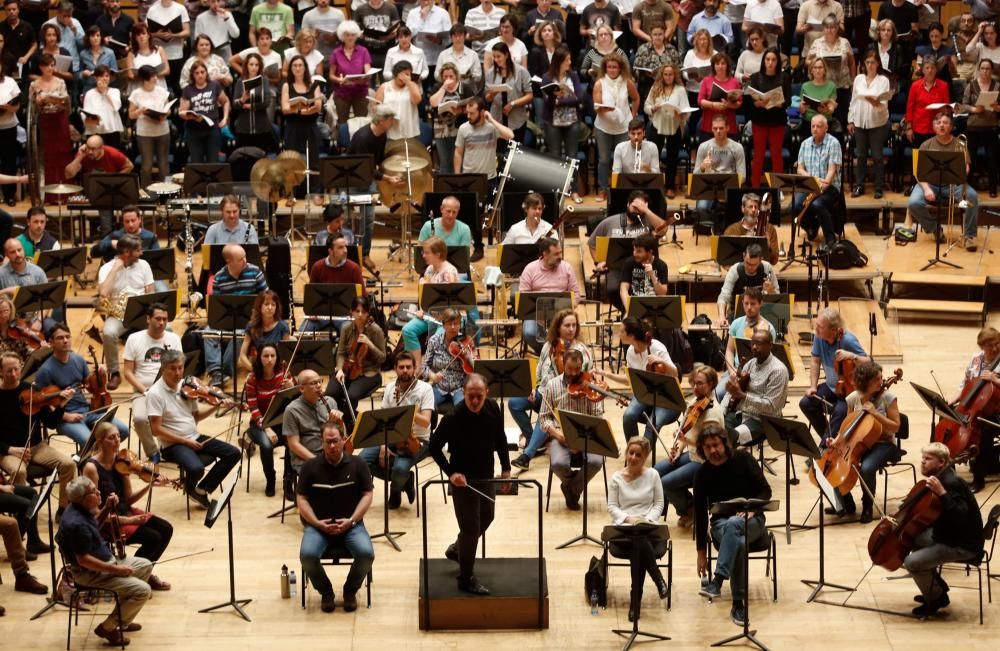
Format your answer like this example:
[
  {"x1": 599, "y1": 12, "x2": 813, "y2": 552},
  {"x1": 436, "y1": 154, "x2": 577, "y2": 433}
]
[
  {"x1": 81, "y1": 66, "x2": 124, "y2": 150},
  {"x1": 282, "y1": 29, "x2": 326, "y2": 78},
  {"x1": 180, "y1": 34, "x2": 232, "y2": 90},
  {"x1": 847, "y1": 50, "x2": 890, "y2": 199},
  {"x1": 607, "y1": 436, "x2": 669, "y2": 620},
  {"x1": 384, "y1": 26, "x2": 429, "y2": 82},
  {"x1": 644, "y1": 63, "x2": 689, "y2": 199}
]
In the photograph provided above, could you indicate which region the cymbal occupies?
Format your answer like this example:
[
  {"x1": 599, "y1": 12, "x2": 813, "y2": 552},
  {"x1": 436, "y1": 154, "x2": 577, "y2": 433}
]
[
  {"x1": 382, "y1": 155, "x2": 429, "y2": 174},
  {"x1": 250, "y1": 159, "x2": 283, "y2": 202},
  {"x1": 41, "y1": 183, "x2": 83, "y2": 195}
]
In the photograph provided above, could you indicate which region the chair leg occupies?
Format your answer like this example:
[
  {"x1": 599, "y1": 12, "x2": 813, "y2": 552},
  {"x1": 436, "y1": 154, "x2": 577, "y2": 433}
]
[
  {"x1": 414, "y1": 462, "x2": 421, "y2": 518},
  {"x1": 772, "y1": 536, "x2": 778, "y2": 601}
]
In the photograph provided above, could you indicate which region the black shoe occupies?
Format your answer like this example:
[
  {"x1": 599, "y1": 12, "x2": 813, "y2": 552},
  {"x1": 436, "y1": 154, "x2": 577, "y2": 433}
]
[
  {"x1": 27, "y1": 539, "x2": 51, "y2": 555},
  {"x1": 969, "y1": 479, "x2": 985, "y2": 493},
  {"x1": 388, "y1": 488, "x2": 402, "y2": 510},
  {"x1": 655, "y1": 577, "x2": 669, "y2": 600},
  {"x1": 628, "y1": 605, "x2": 636, "y2": 622},
  {"x1": 860, "y1": 504, "x2": 873, "y2": 524},
  {"x1": 851, "y1": 185, "x2": 864, "y2": 198},
  {"x1": 511, "y1": 453, "x2": 530, "y2": 470},
  {"x1": 840, "y1": 494, "x2": 857, "y2": 515},
  {"x1": 874, "y1": 190, "x2": 884, "y2": 199},
  {"x1": 912, "y1": 593, "x2": 949, "y2": 618},
  {"x1": 4, "y1": 197, "x2": 14, "y2": 207},
  {"x1": 25, "y1": 549, "x2": 37, "y2": 562},
  {"x1": 470, "y1": 248, "x2": 485, "y2": 263},
  {"x1": 188, "y1": 489, "x2": 211, "y2": 509},
  {"x1": 403, "y1": 472, "x2": 416, "y2": 504},
  {"x1": 320, "y1": 592, "x2": 336, "y2": 613},
  {"x1": 457, "y1": 576, "x2": 490, "y2": 595},
  {"x1": 209, "y1": 371, "x2": 224, "y2": 388},
  {"x1": 914, "y1": 594, "x2": 926, "y2": 603},
  {"x1": 264, "y1": 478, "x2": 276, "y2": 498},
  {"x1": 14, "y1": 572, "x2": 49, "y2": 595},
  {"x1": 823, "y1": 505, "x2": 847, "y2": 517},
  {"x1": 342, "y1": 591, "x2": 358, "y2": 612},
  {"x1": 445, "y1": 543, "x2": 459, "y2": 562},
  {"x1": 560, "y1": 483, "x2": 580, "y2": 511},
  {"x1": 730, "y1": 600, "x2": 747, "y2": 626}
]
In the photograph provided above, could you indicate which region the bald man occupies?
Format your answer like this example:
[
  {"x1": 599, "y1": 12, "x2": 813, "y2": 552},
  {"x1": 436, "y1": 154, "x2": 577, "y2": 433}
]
[
  {"x1": 203, "y1": 243, "x2": 269, "y2": 387},
  {"x1": 284, "y1": 370, "x2": 346, "y2": 492},
  {"x1": 64, "y1": 135, "x2": 134, "y2": 237}
]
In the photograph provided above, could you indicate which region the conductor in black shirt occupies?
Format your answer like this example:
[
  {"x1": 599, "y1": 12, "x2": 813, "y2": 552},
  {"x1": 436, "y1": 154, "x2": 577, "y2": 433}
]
[
  {"x1": 429, "y1": 373, "x2": 512, "y2": 595},
  {"x1": 693, "y1": 422, "x2": 771, "y2": 627}
]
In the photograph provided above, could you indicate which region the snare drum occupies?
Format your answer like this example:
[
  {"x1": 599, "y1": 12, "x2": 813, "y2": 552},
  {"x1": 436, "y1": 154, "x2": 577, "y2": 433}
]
[
  {"x1": 500, "y1": 142, "x2": 578, "y2": 198},
  {"x1": 147, "y1": 181, "x2": 182, "y2": 203}
]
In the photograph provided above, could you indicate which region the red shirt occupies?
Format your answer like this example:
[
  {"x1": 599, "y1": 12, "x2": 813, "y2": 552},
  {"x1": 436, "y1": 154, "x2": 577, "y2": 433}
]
[
  {"x1": 80, "y1": 146, "x2": 130, "y2": 174},
  {"x1": 308, "y1": 258, "x2": 367, "y2": 294},
  {"x1": 905, "y1": 78, "x2": 950, "y2": 135}
]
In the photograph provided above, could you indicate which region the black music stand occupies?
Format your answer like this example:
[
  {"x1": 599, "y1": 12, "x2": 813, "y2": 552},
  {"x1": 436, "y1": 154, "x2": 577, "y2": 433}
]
[
  {"x1": 76, "y1": 405, "x2": 120, "y2": 465},
  {"x1": 86, "y1": 174, "x2": 139, "y2": 212},
  {"x1": 911, "y1": 382, "x2": 966, "y2": 429},
  {"x1": 412, "y1": 244, "x2": 471, "y2": 276},
  {"x1": 627, "y1": 369, "x2": 685, "y2": 464},
  {"x1": 419, "y1": 282, "x2": 476, "y2": 311},
  {"x1": 321, "y1": 156, "x2": 375, "y2": 236},
  {"x1": 142, "y1": 248, "x2": 176, "y2": 282},
  {"x1": 626, "y1": 295, "x2": 684, "y2": 333},
  {"x1": 602, "y1": 522, "x2": 671, "y2": 650},
  {"x1": 767, "y1": 173, "x2": 820, "y2": 271},
  {"x1": 473, "y1": 359, "x2": 533, "y2": 423},
  {"x1": 277, "y1": 340, "x2": 334, "y2": 376},
  {"x1": 759, "y1": 415, "x2": 819, "y2": 544},
  {"x1": 715, "y1": 235, "x2": 769, "y2": 267},
  {"x1": 20, "y1": 346, "x2": 54, "y2": 382},
  {"x1": 207, "y1": 294, "x2": 255, "y2": 400},
  {"x1": 36, "y1": 246, "x2": 87, "y2": 281},
  {"x1": 708, "y1": 498, "x2": 779, "y2": 651},
  {"x1": 498, "y1": 243, "x2": 539, "y2": 276},
  {"x1": 801, "y1": 461, "x2": 857, "y2": 603},
  {"x1": 303, "y1": 282, "x2": 359, "y2": 323},
  {"x1": 434, "y1": 173, "x2": 488, "y2": 201},
  {"x1": 351, "y1": 405, "x2": 417, "y2": 551},
  {"x1": 515, "y1": 291, "x2": 573, "y2": 323},
  {"x1": 688, "y1": 173, "x2": 739, "y2": 214},
  {"x1": 555, "y1": 410, "x2": 619, "y2": 549},
  {"x1": 615, "y1": 172, "x2": 665, "y2": 190},
  {"x1": 199, "y1": 467, "x2": 252, "y2": 621},
  {"x1": 734, "y1": 338, "x2": 794, "y2": 380},
  {"x1": 183, "y1": 164, "x2": 232, "y2": 197},
  {"x1": 915, "y1": 150, "x2": 966, "y2": 271},
  {"x1": 13, "y1": 280, "x2": 67, "y2": 322},
  {"x1": 595, "y1": 236, "x2": 636, "y2": 273},
  {"x1": 27, "y1": 469, "x2": 63, "y2": 620},
  {"x1": 122, "y1": 290, "x2": 178, "y2": 331}
]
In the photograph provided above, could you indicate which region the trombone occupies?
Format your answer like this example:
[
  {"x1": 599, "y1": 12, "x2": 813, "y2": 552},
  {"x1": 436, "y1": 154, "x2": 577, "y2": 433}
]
[{"x1": 943, "y1": 133, "x2": 971, "y2": 256}]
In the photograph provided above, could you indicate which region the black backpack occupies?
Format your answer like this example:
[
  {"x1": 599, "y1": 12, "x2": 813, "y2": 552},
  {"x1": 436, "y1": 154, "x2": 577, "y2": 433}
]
[
  {"x1": 820, "y1": 240, "x2": 868, "y2": 269},
  {"x1": 688, "y1": 314, "x2": 726, "y2": 371}
]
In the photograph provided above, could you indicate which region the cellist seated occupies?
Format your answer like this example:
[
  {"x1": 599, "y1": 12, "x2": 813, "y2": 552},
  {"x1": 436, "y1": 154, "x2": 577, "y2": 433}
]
[
  {"x1": 325, "y1": 297, "x2": 386, "y2": 435},
  {"x1": 901, "y1": 442, "x2": 983, "y2": 619},
  {"x1": 822, "y1": 361, "x2": 900, "y2": 523},
  {"x1": 358, "y1": 352, "x2": 434, "y2": 510}
]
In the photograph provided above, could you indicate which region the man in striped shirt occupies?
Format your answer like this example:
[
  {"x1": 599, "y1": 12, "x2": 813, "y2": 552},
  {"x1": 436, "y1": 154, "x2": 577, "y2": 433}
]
[{"x1": 204, "y1": 244, "x2": 268, "y2": 387}]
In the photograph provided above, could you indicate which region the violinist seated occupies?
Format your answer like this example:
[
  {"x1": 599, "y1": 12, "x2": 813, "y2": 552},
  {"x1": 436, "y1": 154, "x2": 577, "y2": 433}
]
[
  {"x1": 237, "y1": 290, "x2": 291, "y2": 373},
  {"x1": 0, "y1": 294, "x2": 49, "y2": 364},
  {"x1": 953, "y1": 326, "x2": 1000, "y2": 493},
  {"x1": 799, "y1": 307, "x2": 869, "y2": 442},
  {"x1": 594, "y1": 317, "x2": 680, "y2": 448},
  {"x1": 823, "y1": 361, "x2": 899, "y2": 523},
  {"x1": 607, "y1": 436, "x2": 670, "y2": 621},
  {"x1": 510, "y1": 309, "x2": 592, "y2": 471},
  {"x1": 82, "y1": 422, "x2": 173, "y2": 591},
  {"x1": 35, "y1": 323, "x2": 130, "y2": 448},
  {"x1": 97, "y1": 234, "x2": 155, "y2": 392},
  {"x1": 0, "y1": 239, "x2": 57, "y2": 333},
  {"x1": 358, "y1": 352, "x2": 434, "y2": 510},
  {"x1": 901, "y1": 442, "x2": 984, "y2": 619},
  {"x1": 57, "y1": 476, "x2": 153, "y2": 648},
  {"x1": 245, "y1": 343, "x2": 294, "y2": 498},
  {"x1": 146, "y1": 350, "x2": 241, "y2": 509},
  {"x1": 419, "y1": 308, "x2": 473, "y2": 411},
  {"x1": 655, "y1": 365, "x2": 725, "y2": 529},
  {"x1": 715, "y1": 242, "x2": 780, "y2": 330},
  {"x1": 401, "y1": 235, "x2": 460, "y2": 373},
  {"x1": 717, "y1": 287, "x2": 776, "y2": 402},
  {"x1": 0, "y1": 351, "x2": 77, "y2": 518},
  {"x1": 618, "y1": 234, "x2": 669, "y2": 324},
  {"x1": 721, "y1": 193, "x2": 780, "y2": 266},
  {"x1": 302, "y1": 235, "x2": 366, "y2": 335},
  {"x1": 0, "y1": 484, "x2": 51, "y2": 602},
  {"x1": 325, "y1": 296, "x2": 386, "y2": 434},
  {"x1": 538, "y1": 349, "x2": 606, "y2": 511},
  {"x1": 517, "y1": 238, "x2": 581, "y2": 356},
  {"x1": 723, "y1": 329, "x2": 788, "y2": 448}
]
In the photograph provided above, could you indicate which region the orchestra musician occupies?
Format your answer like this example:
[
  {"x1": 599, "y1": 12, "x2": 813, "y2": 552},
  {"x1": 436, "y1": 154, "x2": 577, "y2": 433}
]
[
  {"x1": 595, "y1": 317, "x2": 679, "y2": 447},
  {"x1": 588, "y1": 189, "x2": 667, "y2": 302},
  {"x1": 15, "y1": 206, "x2": 60, "y2": 259},
  {"x1": 825, "y1": 361, "x2": 899, "y2": 522},
  {"x1": 694, "y1": 422, "x2": 772, "y2": 628},
  {"x1": 902, "y1": 442, "x2": 983, "y2": 619},
  {"x1": 718, "y1": 287, "x2": 776, "y2": 400},
  {"x1": 655, "y1": 365, "x2": 725, "y2": 528},
  {"x1": 421, "y1": 308, "x2": 473, "y2": 410},
  {"x1": 63, "y1": 135, "x2": 134, "y2": 237},
  {"x1": 539, "y1": 349, "x2": 606, "y2": 511},
  {"x1": 618, "y1": 233, "x2": 668, "y2": 316},
  {"x1": 82, "y1": 421, "x2": 173, "y2": 590},
  {"x1": 510, "y1": 308, "x2": 592, "y2": 471},
  {"x1": 284, "y1": 369, "x2": 345, "y2": 475},
  {"x1": 612, "y1": 118, "x2": 661, "y2": 175},
  {"x1": 303, "y1": 235, "x2": 367, "y2": 334},
  {"x1": 326, "y1": 296, "x2": 386, "y2": 433},
  {"x1": 0, "y1": 351, "x2": 77, "y2": 517},
  {"x1": 203, "y1": 195, "x2": 259, "y2": 245},
  {"x1": 123, "y1": 302, "x2": 182, "y2": 461},
  {"x1": 0, "y1": 239, "x2": 51, "y2": 331},
  {"x1": 245, "y1": 343, "x2": 294, "y2": 498},
  {"x1": 204, "y1": 243, "x2": 268, "y2": 388},
  {"x1": 237, "y1": 289, "x2": 290, "y2": 371},
  {"x1": 799, "y1": 307, "x2": 870, "y2": 441},
  {"x1": 952, "y1": 326, "x2": 1000, "y2": 493},
  {"x1": 716, "y1": 242, "x2": 779, "y2": 329},
  {"x1": 401, "y1": 235, "x2": 459, "y2": 373},
  {"x1": 502, "y1": 192, "x2": 556, "y2": 244},
  {"x1": 793, "y1": 114, "x2": 844, "y2": 243},
  {"x1": 607, "y1": 436, "x2": 670, "y2": 622},
  {"x1": 429, "y1": 373, "x2": 511, "y2": 595},
  {"x1": 721, "y1": 193, "x2": 780, "y2": 265},
  {"x1": 313, "y1": 203, "x2": 355, "y2": 247},
  {"x1": 146, "y1": 349, "x2": 241, "y2": 508},
  {"x1": 0, "y1": 294, "x2": 45, "y2": 362},
  {"x1": 724, "y1": 329, "x2": 788, "y2": 447},
  {"x1": 518, "y1": 238, "x2": 581, "y2": 355},
  {"x1": 91, "y1": 205, "x2": 160, "y2": 263},
  {"x1": 297, "y1": 421, "x2": 375, "y2": 614},
  {"x1": 0, "y1": 483, "x2": 50, "y2": 606},
  {"x1": 358, "y1": 351, "x2": 433, "y2": 509},
  {"x1": 57, "y1": 476, "x2": 153, "y2": 647},
  {"x1": 693, "y1": 114, "x2": 748, "y2": 232},
  {"x1": 98, "y1": 235, "x2": 155, "y2": 391},
  {"x1": 36, "y1": 323, "x2": 130, "y2": 447}
]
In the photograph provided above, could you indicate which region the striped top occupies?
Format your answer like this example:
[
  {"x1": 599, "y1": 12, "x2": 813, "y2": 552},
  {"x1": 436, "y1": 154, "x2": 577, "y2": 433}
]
[
  {"x1": 246, "y1": 369, "x2": 290, "y2": 425},
  {"x1": 212, "y1": 263, "x2": 268, "y2": 295}
]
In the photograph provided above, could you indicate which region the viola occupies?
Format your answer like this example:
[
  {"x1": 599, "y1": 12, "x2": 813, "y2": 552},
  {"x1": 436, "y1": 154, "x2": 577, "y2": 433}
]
[
  {"x1": 86, "y1": 345, "x2": 113, "y2": 411},
  {"x1": 447, "y1": 334, "x2": 477, "y2": 375},
  {"x1": 18, "y1": 384, "x2": 77, "y2": 416},
  {"x1": 722, "y1": 357, "x2": 751, "y2": 412},
  {"x1": 567, "y1": 371, "x2": 630, "y2": 407},
  {"x1": 552, "y1": 339, "x2": 567, "y2": 375},
  {"x1": 932, "y1": 355, "x2": 1000, "y2": 458},
  {"x1": 646, "y1": 358, "x2": 669, "y2": 374},
  {"x1": 809, "y1": 368, "x2": 903, "y2": 492},
  {"x1": 180, "y1": 376, "x2": 230, "y2": 406},
  {"x1": 343, "y1": 316, "x2": 372, "y2": 381},
  {"x1": 834, "y1": 355, "x2": 858, "y2": 399},
  {"x1": 113, "y1": 449, "x2": 183, "y2": 490},
  {"x1": 670, "y1": 396, "x2": 712, "y2": 460}
]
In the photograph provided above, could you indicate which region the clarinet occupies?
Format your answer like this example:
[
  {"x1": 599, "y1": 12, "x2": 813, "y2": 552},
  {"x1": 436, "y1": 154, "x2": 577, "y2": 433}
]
[
  {"x1": 184, "y1": 204, "x2": 203, "y2": 313},
  {"x1": 953, "y1": 33, "x2": 963, "y2": 65},
  {"x1": 288, "y1": 266, "x2": 297, "y2": 332},
  {"x1": 634, "y1": 141, "x2": 641, "y2": 172}
]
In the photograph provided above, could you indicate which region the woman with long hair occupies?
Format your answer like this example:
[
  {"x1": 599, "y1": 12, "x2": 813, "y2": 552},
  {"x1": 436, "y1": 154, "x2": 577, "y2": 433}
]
[
  {"x1": 126, "y1": 23, "x2": 169, "y2": 95},
  {"x1": 593, "y1": 52, "x2": 639, "y2": 201},
  {"x1": 283, "y1": 28, "x2": 325, "y2": 78},
  {"x1": 281, "y1": 54, "x2": 323, "y2": 169},
  {"x1": 128, "y1": 65, "x2": 171, "y2": 186},
  {"x1": 326, "y1": 296, "x2": 386, "y2": 433},
  {"x1": 29, "y1": 52, "x2": 73, "y2": 201},
  {"x1": 245, "y1": 343, "x2": 294, "y2": 497},
  {"x1": 239, "y1": 289, "x2": 290, "y2": 370},
  {"x1": 966, "y1": 19, "x2": 1000, "y2": 72},
  {"x1": 28, "y1": 24, "x2": 73, "y2": 83},
  {"x1": 81, "y1": 65, "x2": 124, "y2": 150},
  {"x1": 180, "y1": 33, "x2": 232, "y2": 90},
  {"x1": 735, "y1": 26, "x2": 766, "y2": 84},
  {"x1": 179, "y1": 60, "x2": 230, "y2": 164},
  {"x1": 541, "y1": 47, "x2": 583, "y2": 202},
  {"x1": 509, "y1": 308, "x2": 592, "y2": 470},
  {"x1": 645, "y1": 63, "x2": 689, "y2": 199},
  {"x1": 79, "y1": 25, "x2": 117, "y2": 94},
  {"x1": 429, "y1": 62, "x2": 474, "y2": 175},
  {"x1": 696, "y1": 52, "x2": 741, "y2": 142},
  {"x1": 632, "y1": 24, "x2": 680, "y2": 103},
  {"x1": 847, "y1": 50, "x2": 891, "y2": 198},
  {"x1": 579, "y1": 23, "x2": 625, "y2": 83},
  {"x1": 232, "y1": 52, "x2": 277, "y2": 152},
  {"x1": 484, "y1": 41, "x2": 532, "y2": 142},
  {"x1": 747, "y1": 47, "x2": 789, "y2": 187},
  {"x1": 963, "y1": 58, "x2": 1000, "y2": 198},
  {"x1": 527, "y1": 20, "x2": 561, "y2": 79}
]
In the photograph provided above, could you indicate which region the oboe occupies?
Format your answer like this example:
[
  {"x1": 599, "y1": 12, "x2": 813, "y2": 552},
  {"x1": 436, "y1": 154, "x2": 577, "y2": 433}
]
[{"x1": 183, "y1": 204, "x2": 203, "y2": 315}]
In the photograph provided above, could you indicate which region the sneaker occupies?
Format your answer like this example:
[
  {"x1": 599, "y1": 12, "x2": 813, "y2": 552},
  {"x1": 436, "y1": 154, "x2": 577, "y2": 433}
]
[
  {"x1": 699, "y1": 578, "x2": 722, "y2": 600},
  {"x1": 730, "y1": 601, "x2": 747, "y2": 626},
  {"x1": 342, "y1": 591, "x2": 358, "y2": 612},
  {"x1": 511, "y1": 454, "x2": 530, "y2": 471},
  {"x1": 209, "y1": 371, "x2": 224, "y2": 388},
  {"x1": 320, "y1": 592, "x2": 336, "y2": 613},
  {"x1": 14, "y1": 572, "x2": 48, "y2": 595},
  {"x1": 851, "y1": 185, "x2": 864, "y2": 198},
  {"x1": 964, "y1": 237, "x2": 977, "y2": 252}
]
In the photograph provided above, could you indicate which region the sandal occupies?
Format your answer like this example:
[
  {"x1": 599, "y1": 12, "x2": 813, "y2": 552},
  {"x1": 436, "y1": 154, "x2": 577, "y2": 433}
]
[{"x1": 148, "y1": 575, "x2": 171, "y2": 591}]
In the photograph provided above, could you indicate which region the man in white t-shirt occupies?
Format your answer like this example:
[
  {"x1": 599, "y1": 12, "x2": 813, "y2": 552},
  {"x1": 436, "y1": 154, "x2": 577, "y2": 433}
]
[
  {"x1": 502, "y1": 191, "x2": 556, "y2": 244},
  {"x1": 98, "y1": 235, "x2": 154, "y2": 391},
  {"x1": 123, "y1": 301, "x2": 182, "y2": 459},
  {"x1": 147, "y1": 0, "x2": 190, "y2": 88},
  {"x1": 193, "y1": 0, "x2": 240, "y2": 61},
  {"x1": 742, "y1": 0, "x2": 783, "y2": 46},
  {"x1": 301, "y1": 0, "x2": 345, "y2": 56}
]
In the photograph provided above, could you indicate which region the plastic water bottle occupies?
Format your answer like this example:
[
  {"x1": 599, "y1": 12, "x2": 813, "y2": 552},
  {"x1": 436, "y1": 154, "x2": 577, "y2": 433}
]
[
  {"x1": 590, "y1": 589, "x2": 599, "y2": 615},
  {"x1": 280, "y1": 564, "x2": 290, "y2": 599},
  {"x1": 289, "y1": 570, "x2": 297, "y2": 596}
]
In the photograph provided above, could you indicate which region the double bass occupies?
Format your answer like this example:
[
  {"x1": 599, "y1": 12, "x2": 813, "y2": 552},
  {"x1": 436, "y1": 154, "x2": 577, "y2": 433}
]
[{"x1": 932, "y1": 355, "x2": 1000, "y2": 458}]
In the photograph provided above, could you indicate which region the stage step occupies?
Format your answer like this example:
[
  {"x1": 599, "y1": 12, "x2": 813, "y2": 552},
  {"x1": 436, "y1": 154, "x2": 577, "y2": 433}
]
[
  {"x1": 884, "y1": 273, "x2": 988, "y2": 324},
  {"x1": 418, "y1": 557, "x2": 549, "y2": 631}
]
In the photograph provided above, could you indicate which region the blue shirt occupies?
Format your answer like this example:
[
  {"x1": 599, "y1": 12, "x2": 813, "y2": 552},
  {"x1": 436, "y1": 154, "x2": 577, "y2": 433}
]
[
  {"x1": 797, "y1": 133, "x2": 843, "y2": 190},
  {"x1": 204, "y1": 219, "x2": 259, "y2": 245},
  {"x1": 36, "y1": 353, "x2": 91, "y2": 414},
  {"x1": 811, "y1": 330, "x2": 866, "y2": 388},
  {"x1": 729, "y1": 315, "x2": 776, "y2": 366},
  {"x1": 687, "y1": 11, "x2": 734, "y2": 42},
  {"x1": 58, "y1": 502, "x2": 112, "y2": 565},
  {"x1": 417, "y1": 219, "x2": 472, "y2": 247},
  {"x1": 244, "y1": 320, "x2": 290, "y2": 354},
  {"x1": 212, "y1": 263, "x2": 268, "y2": 295}
]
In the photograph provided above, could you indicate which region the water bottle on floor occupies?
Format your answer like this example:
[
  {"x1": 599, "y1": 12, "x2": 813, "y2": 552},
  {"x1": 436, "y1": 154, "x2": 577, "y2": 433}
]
[
  {"x1": 590, "y1": 589, "x2": 599, "y2": 615},
  {"x1": 289, "y1": 570, "x2": 297, "y2": 597}
]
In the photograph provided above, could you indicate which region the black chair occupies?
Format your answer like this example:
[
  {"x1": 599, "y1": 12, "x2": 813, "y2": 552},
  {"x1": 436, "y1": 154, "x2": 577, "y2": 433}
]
[
  {"x1": 59, "y1": 551, "x2": 126, "y2": 650},
  {"x1": 300, "y1": 546, "x2": 373, "y2": 610},
  {"x1": 706, "y1": 523, "x2": 778, "y2": 601},
  {"x1": 877, "y1": 413, "x2": 917, "y2": 512},
  {"x1": 937, "y1": 505, "x2": 1000, "y2": 625},
  {"x1": 545, "y1": 457, "x2": 608, "y2": 512},
  {"x1": 602, "y1": 535, "x2": 673, "y2": 610}
]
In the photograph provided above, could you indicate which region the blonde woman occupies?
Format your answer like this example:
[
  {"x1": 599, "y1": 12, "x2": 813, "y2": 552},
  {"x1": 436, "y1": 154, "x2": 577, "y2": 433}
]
[{"x1": 593, "y1": 52, "x2": 639, "y2": 201}]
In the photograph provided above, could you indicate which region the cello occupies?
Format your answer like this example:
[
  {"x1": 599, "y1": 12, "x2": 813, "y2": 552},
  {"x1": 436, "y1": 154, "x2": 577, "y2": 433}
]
[
  {"x1": 809, "y1": 368, "x2": 903, "y2": 492},
  {"x1": 932, "y1": 355, "x2": 1000, "y2": 459}
]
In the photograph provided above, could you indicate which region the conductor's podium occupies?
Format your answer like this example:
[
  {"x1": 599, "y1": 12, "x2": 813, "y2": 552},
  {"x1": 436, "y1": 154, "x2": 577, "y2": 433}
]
[{"x1": 418, "y1": 558, "x2": 549, "y2": 630}]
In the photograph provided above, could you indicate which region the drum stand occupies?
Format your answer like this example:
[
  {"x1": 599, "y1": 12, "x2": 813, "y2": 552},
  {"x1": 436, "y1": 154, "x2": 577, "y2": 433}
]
[{"x1": 388, "y1": 140, "x2": 420, "y2": 281}]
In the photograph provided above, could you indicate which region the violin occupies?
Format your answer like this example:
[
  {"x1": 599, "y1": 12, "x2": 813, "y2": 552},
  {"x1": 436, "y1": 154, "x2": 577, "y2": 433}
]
[
  {"x1": 868, "y1": 448, "x2": 973, "y2": 571},
  {"x1": 343, "y1": 316, "x2": 373, "y2": 381},
  {"x1": 834, "y1": 355, "x2": 858, "y2": 399},
  {"x1": 447, "y1": 334, "x2": 477, "y2": 375},
  {"x1": 113, "y1": 449, "x2": 183, "y2": 490},
  {"x1": 809, "y1": 368, "x2": 903, "y2": 492},
  {"x1": 670, "y1": 396, "x2": 712, "y2": 460},
  {"x1": 932, "y1": 355, "x2": 1000, "y2": 458},
  {"x1": 7, "y1": 321, "x2": 44, "y2": 350},
  {"x1": 567, "y1": 371, "x2": 630, "y2": 407},
  {"x1": 552, "y1": 339, "x2": 567, "y2": 375},
  {"x1": 722, "y1": 357, "x2": 751, "y2": 412},
  {"x1": 86, "y1": 345, "x2": 112, "y2": 411},
  {"x1": 180, "y1": 376, "x2": 231, "y2": 406},
  {"x1": 18, "y1": 384, "x2": 77, "y2": 416},
  {"x1": 646, "y1": 358, "x2": 669, "y2": 374}
]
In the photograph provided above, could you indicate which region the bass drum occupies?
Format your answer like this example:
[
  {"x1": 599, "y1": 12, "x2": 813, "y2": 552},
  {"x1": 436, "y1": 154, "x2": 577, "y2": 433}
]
[{"x1": 500, "y1": 143, "x2": 578, "y2": 197}]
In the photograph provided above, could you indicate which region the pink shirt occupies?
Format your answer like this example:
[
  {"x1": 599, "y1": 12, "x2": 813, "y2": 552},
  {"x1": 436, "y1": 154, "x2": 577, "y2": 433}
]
[{"x1": 519, "y1": 259, "x2": 581, "y2": 300}]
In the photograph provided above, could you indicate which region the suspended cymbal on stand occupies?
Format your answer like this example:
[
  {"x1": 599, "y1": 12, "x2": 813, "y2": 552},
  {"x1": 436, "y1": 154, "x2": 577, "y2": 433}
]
[
  {"x1": 41, "y1": 183, "x2": 83, "y2": 195},
  {"x1": 378, "y1": 137, "x2": 432, "y2": 212},
  {"x1": 382, "y1": 155, "x2": 429, "y2": 175}
]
